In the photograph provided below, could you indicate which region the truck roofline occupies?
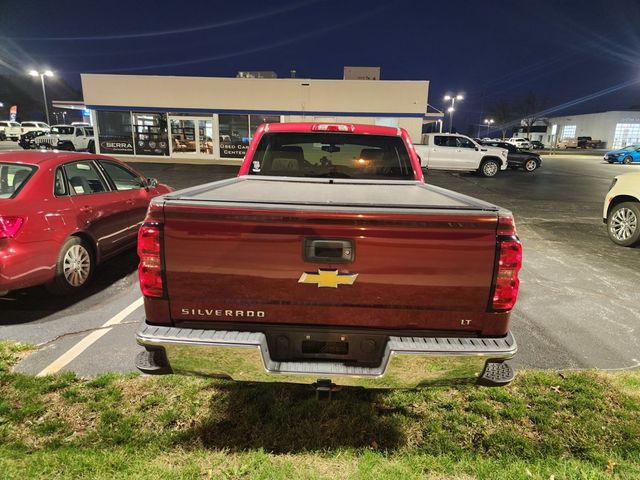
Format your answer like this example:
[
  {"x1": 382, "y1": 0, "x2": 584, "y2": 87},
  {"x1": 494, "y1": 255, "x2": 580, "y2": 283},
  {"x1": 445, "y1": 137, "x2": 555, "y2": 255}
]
[{"x1": 261, "y1": 122, "x2": 402, "y2": 136}]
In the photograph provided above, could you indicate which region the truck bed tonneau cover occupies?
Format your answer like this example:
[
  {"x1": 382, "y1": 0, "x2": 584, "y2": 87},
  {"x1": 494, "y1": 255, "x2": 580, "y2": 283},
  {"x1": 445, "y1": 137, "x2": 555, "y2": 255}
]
[{"x1": 163, "y1": 176, "x2": 499, "y2": 212}]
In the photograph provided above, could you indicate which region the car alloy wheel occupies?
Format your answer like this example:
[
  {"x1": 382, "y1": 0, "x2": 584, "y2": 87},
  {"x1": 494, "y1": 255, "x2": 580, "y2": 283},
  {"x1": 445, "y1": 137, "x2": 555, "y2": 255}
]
[
  {"x1": 608, "y1": 203, "x2": 639, "y2": 246},
  {"x1": 524, "y1": 159, "x2": 538, "y2": 172},
  {"x1": 63, "y1": 244, "x2": 91, "y2": 287},
  {"x1": 481, "y1": 160, "x2": 499, "y2": 177},
  {"x1": 623, "y1": 156, "x2": 633, "y2": 164}
]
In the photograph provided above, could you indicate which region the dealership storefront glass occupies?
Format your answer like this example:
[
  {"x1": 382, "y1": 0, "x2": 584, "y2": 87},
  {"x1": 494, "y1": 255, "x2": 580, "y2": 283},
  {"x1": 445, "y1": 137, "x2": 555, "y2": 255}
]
[
  {"x1": 96, "y1": 111, "x2": 135, "y2": 155},
  {"x1": 613, "y1": 123, "x2": 640, "y2": 149},
  {"x1": 132, "y1": 112, "x2": 169, "y2": 156},
  {"x1": 94, "y1": 110, "x2": 281, "y2": 159}
]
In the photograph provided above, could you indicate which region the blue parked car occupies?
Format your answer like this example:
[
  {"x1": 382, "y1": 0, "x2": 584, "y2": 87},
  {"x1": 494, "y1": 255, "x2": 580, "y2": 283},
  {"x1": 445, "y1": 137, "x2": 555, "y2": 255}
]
[{"x1": 604, "y1": 144, "x2": 640, "y2": 164}]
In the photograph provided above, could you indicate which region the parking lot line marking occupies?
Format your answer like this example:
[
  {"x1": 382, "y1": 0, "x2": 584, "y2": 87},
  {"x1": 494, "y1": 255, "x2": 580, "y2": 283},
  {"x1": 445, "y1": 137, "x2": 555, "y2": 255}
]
[{"x1": 37, "y1": 297, "x2": 144, "y2": 377}]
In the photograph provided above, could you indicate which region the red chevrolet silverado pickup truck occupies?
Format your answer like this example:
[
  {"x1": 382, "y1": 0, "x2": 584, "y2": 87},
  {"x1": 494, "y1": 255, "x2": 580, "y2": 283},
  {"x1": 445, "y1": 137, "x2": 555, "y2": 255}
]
[{"x1": 135, "y1": 123, "x2": 522, "y2": 388}]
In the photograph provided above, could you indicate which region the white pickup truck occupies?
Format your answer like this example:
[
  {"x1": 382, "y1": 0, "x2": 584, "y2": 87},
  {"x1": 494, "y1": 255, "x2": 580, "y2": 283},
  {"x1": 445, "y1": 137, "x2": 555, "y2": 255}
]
[
  {"x1": 0, "y1": 121, "x2": 23, "y2": 141},
  {"x1": 415, "y1": 133, "x2": 508, "y2": 177},
  {"x1": 34, "y1": 125, "x2": 95, "y2": 152}
]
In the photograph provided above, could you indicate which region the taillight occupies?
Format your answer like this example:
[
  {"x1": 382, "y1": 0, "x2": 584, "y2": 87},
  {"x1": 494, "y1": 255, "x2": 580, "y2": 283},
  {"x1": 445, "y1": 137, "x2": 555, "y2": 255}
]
[
  {"x1": 491, "y1": 240, "x2": 523, "y2": 311},
  {"x1": 490, "y1": 214, "x2": 522, "y2": 312},
  {"x1": 138, "y1": 223, "x2": 164, "y2": 298},
  {"x1": 311, "y1": 124, "x2": 355, "y2": 132},
  {"x1": 0, "y1": 216, "x2": 24, "y2": 239}
]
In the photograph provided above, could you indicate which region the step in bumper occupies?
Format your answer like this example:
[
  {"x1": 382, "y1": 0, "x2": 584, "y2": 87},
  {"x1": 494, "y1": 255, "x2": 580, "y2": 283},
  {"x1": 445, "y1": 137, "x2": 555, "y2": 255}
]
[{"x1": 136, "y1": 324, "x2": 517, "y2": 388}]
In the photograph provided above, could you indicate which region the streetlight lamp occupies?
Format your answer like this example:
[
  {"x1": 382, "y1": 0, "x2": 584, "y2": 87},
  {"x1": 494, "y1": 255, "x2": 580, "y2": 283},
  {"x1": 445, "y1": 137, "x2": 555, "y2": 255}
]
[
  {"x1": 484, "y1": 118, "x2": 494, "y2": 137},
  {"x1": 444, "y1": 94, "x2": 464, "y2": 133},
  {"x1": 29, "y1": 70, "x2": 54, "y2": 125}
]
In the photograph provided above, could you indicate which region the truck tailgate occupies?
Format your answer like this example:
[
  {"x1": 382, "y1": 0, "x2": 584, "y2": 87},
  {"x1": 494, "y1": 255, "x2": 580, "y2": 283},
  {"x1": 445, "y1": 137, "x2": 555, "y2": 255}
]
[{"x1": 161, "y1": 177, "x2": 503, "y2": 334}]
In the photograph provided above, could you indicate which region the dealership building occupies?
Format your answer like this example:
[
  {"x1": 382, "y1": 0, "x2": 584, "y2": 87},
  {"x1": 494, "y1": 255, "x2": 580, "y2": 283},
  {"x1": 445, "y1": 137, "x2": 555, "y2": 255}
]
[
  {"x1": 81, "y1": 74, "x2": 429, "y2": 163},
  {"x1": 515, "y1": 110, "x2": 640, "y2": 149}
]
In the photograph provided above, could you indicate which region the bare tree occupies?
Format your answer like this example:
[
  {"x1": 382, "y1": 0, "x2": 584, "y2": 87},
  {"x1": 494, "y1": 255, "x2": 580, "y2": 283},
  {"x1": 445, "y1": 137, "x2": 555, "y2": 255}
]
[
  {"x1": 487, "y1": 98, "x2": 515, "y2": 139},
  {"x1": 519, "y1": 92, "x2": 548, "y2": 140}
]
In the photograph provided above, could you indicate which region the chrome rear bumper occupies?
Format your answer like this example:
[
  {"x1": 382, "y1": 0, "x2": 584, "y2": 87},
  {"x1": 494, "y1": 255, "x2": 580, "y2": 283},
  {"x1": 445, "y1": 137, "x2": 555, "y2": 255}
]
[{"x1": 136, "y1": 324, "x2": 517, "y2": 388}]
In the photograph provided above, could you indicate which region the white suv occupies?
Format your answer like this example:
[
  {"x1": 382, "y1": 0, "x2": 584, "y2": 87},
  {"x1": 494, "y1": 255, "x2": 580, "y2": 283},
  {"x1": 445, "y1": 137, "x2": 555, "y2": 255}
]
[
  {"x1": 603, "y1": 172, "x2": 640, "y2": 247},
  {"x1": 34, "y1": 125, "x2": 95, "y2": 152},
  {"x1": 507, "y1": 138, "x2": 531, "y2": 149}
]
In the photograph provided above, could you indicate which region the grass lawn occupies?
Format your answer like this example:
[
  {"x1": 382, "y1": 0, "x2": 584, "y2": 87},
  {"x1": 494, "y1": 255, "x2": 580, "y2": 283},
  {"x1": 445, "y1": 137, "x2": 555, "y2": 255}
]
[{"x1": 1, "y1": 340, "x2": 639, "y2": 479}]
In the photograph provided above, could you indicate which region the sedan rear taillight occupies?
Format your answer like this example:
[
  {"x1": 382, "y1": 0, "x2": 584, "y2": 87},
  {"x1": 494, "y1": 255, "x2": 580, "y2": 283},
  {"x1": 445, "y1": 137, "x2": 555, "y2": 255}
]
[
  {"x1": 138, "y1": 223, "x2": 164, "y2": 298},
  {"x1": 0, "y1": 216, "x2": 24, "y2": 239},
  {"x1": 490, "y1": 215, "x2": 523, "y2": 312}
]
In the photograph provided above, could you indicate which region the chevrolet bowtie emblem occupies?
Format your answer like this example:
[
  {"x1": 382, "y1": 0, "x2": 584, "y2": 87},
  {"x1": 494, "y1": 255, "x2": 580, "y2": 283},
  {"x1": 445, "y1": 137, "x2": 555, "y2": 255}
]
[{"x1": 298, "y1": 269, "x2": 358, "y2": 288}]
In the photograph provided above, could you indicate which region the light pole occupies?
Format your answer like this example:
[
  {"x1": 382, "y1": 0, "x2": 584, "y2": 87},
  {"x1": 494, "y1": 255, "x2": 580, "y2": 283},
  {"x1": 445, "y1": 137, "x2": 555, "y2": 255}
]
[
  {"x1": 484, "y1": 118, "x2": 494, "y2": 137},
  {"x1": 444, "y1": 94, "x2": 464, "y2": 133},
  {"x1": 29, "y1": 70, "x2": 53, "y2": 125}
]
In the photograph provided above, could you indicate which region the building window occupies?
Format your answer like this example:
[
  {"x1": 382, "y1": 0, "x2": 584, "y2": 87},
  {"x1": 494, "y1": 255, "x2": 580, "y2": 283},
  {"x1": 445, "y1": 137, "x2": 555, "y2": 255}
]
[
  {"x1": 561, "y1": 125, "x2": 576, "y2": 139},
  {"x1": 219, "y1": 114, "x2": 280, "y2": 159},
  {"x1": 613, "y1": 123, "x2": 640, "y2": 149},
  {"x1": 170, "y1": 119, "x2": 196, "y2": 154},
  {"x1": 249, "y1": 115, "x2": 280, "y2": 136},
  {"x1": 132, "y1": 112, "x2": 168, "y2": 156},
  {"x1": 96, "y1": 111, "x2": 134, "y2": 154},
  {"x1": 219, "y1": 114, "x2": 249, "y2": 158}
]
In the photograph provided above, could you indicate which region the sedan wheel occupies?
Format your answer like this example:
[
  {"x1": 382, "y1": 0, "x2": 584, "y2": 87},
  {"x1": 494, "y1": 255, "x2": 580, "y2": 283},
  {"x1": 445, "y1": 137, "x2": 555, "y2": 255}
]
[
  {"x1": 607, "y1": 202, "x2": 640, "y2": 247},
  {"x1": 623, "y1": 156, "x2": 633, "y2": 164},
  {"x1": 63, "y1": 245, "x2": 91, "y2": 287},
  {"x1": 46, "y1": 237, "x2": 95, "y2": 295},
  {"x1": 524, "y1": 159, "x2": 538, "y2": 172}
]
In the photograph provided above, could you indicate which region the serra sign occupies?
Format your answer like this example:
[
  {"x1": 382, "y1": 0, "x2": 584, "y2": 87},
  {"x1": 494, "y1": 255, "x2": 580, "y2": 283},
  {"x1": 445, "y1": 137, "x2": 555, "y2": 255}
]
[{"x1": 99, "y1": 136, "x2": 134, "y2": 154}]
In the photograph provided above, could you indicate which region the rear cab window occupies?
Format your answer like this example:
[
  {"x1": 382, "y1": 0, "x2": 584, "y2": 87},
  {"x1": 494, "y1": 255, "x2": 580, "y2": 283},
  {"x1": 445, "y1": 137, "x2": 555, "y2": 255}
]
[
  {"x1": 0, "y1": 163, "x2": 37, "y2": 199},
  {"x1": 249, "y1": 132, "x2": 414, "y2": 180}
]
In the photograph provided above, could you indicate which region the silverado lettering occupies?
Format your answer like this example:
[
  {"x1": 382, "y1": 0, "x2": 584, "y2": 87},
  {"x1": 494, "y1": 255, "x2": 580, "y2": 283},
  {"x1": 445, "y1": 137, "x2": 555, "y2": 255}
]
[
  {"x1": 180, "y1": 308, "x2": 265, "y2": 318},
  {"x1": 135, "y1": 122, "x2": 522, "y2": 388}
]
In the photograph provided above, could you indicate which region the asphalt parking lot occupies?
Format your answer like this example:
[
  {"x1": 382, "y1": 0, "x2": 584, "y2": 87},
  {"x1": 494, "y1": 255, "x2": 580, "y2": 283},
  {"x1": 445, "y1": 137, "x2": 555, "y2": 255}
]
[{"x1": 1, "y1": 141, "x2": 639, "y2": 378}]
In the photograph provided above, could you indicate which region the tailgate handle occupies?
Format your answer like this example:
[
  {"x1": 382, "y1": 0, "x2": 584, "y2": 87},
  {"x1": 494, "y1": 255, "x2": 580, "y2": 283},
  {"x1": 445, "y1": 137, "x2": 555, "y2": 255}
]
[{"x1": 304, "y1": 238, "x2": 354, "y2": 263}]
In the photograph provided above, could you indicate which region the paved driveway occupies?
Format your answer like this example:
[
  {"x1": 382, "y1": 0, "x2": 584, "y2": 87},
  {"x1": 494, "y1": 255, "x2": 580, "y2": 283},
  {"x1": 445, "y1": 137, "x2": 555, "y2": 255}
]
[{"x1": 1, "y1": 154, "x2": 639, "y2": 376}]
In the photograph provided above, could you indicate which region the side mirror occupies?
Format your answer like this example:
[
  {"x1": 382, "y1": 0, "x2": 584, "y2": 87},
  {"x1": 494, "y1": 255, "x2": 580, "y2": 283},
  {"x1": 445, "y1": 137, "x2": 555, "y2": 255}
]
[{"x1": 144, "y1": 178, "x2": 158, "y2": 189}]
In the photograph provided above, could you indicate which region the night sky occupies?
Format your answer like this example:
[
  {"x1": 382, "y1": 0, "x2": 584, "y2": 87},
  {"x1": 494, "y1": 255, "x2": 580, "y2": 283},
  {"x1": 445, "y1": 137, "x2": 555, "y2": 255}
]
[{"x1": 2, "y1": 0, "x2": 639, "y2": 133}]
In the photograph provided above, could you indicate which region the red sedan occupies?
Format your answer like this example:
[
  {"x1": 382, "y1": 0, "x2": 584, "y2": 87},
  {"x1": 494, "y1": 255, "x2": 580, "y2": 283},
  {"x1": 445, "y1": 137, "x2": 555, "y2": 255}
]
[{"x1": 0, "y1": 151, "x2": 172, "y2": 295}]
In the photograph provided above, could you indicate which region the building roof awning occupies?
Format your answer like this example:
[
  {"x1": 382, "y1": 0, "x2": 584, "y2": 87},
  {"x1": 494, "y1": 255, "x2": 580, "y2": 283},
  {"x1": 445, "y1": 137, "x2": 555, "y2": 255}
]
[{"x1": 422, "y1": 112, "x2": 444, "y2": 124}]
